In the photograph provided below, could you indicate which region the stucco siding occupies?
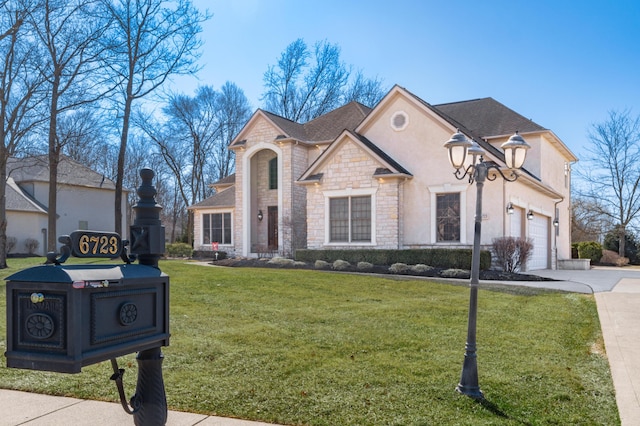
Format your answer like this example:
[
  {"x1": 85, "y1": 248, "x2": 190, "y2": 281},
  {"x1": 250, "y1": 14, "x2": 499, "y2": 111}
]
[{"x1": 7, "y1": 211, "x2": 48, "y2": 255}]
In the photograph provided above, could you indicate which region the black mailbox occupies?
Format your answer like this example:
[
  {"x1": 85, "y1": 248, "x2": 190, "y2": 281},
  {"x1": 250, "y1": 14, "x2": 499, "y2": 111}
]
[
  {"x1": 5, "y1": 169, "x2": 170, "y2": 425},
  {"x1": 5, "y1": 262, "x2": 169, "y2": 373}
]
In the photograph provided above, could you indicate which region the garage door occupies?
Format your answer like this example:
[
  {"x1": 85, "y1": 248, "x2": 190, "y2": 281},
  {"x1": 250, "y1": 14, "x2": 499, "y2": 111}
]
[
  {"x1": 510, "y1": 207, "x2": 523, "y2": 238},
  {"x1": 528, "y1": 215, "x2": 549, "y2": 270}
]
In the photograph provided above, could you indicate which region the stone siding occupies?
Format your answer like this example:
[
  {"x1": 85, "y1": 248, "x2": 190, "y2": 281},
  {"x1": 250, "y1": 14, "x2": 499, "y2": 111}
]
[{"x1": 306, "y1": 139, "x2": 400, "y2": 249}]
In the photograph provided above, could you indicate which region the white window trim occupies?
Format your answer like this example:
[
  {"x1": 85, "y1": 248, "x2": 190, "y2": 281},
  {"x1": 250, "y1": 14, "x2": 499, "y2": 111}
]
[
  {"x1": 323, "y1": 187, "x2": 377, "y2": 246},
  {"x1": 429, "y1": 184, "x2": 467, "y2": 245},
  {"x1": 201, "y1": 210, "x2": 234, "y2": 246}
]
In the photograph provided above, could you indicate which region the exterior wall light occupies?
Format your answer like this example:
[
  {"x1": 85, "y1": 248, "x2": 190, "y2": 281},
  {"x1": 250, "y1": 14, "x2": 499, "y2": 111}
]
[
  {"x1": 553, "y1": 218, "x2": 559, "y2": 227},
  {"x1": 257, "y1": 210, "x2": 263, "y2": 221},
  {"x1": 506, "y1": 203, "x2": 514, "y2": 215},
  {"x1": 527, "y1": 210, "x2": 534, "y2": 220},
  {"x1": 444, "y1": 129, "x2": 530, "y2": 400}
]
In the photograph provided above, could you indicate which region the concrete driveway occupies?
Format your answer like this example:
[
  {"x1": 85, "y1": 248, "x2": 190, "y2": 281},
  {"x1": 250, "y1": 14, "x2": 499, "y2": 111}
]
[
  {"x1": 526, "y1": 266, "x2": 640, "y2": 425},
  {"x1": 526, "y1": 266, "x2": 640, "y2": 293}
]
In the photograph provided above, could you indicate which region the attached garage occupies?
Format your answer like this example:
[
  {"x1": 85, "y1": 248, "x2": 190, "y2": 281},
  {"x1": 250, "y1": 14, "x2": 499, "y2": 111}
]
[{"x1": 528, "y1": 214, "x2": 550, "y2": 270}]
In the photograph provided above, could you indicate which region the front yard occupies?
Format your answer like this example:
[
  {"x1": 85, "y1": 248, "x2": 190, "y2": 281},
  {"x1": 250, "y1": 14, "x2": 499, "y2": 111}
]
[{"x1": 0, "y1": 258, "x2": 619, "y2": 425}]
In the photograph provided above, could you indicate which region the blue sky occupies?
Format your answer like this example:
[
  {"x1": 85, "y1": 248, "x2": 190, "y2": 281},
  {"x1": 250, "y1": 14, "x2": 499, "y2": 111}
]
[{"x1": 171, "y1": 0, "x2": 640, "y2": 161}]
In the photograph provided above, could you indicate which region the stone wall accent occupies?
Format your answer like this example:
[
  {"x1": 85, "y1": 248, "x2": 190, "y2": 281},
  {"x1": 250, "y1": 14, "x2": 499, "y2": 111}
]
[{"x1": 306, "y1": 138, "x2": 400, "y2": 249}]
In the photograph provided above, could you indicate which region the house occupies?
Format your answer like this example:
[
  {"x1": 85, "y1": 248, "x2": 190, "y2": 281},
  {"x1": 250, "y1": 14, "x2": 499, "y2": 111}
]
[
  {"x1": 6, "y1": 156, "x2": 127, "y2": 256},
  {"x1": 189, "y1": 85, "x2": 577, "y2": 270}
]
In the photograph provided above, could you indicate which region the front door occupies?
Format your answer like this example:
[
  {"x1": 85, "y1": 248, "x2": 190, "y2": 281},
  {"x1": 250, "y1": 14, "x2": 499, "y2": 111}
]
[{"x1": 268, "y1": 206, "x2": 278, "y2": 250}]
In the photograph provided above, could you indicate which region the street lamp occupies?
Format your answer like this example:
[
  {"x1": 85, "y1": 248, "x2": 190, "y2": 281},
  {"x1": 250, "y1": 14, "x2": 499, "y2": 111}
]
[{"x1": 443, "y1": 129, "x2": 530, "y2": 399}]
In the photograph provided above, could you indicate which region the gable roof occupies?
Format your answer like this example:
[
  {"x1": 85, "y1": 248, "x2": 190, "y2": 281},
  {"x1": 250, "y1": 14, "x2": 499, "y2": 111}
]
[
  {"x1": 5, "y1": 177, "x2": 47, "y2": 214},
  {"x1": 231, "y1": 101, "x2": 371, "y2": 148},
  {"x1": 7, "y1": 155, "x2": 116, "y2": 190},
  {"x1": 298, "y1": 129, "x2": 412, "y2": 183},
  {"x1": 188, "y1": 186, "x2": 235, "y2": 210}
]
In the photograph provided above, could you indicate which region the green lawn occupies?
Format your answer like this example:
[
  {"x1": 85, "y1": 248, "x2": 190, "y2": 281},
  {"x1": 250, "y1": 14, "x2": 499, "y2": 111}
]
[{"x1": 0, "y1": 258, "x2": 619, "y2": 425}]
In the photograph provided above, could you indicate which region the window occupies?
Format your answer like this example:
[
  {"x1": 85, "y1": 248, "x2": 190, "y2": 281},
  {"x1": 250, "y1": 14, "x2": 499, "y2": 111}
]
[
  {"x1": 203, "y1": 213, "x2": 232, "y2": 245},
  {"x1": 436, "y1": 193, "x2": 460, "y2": 242},
  {"x1": 390, "y1": 110, "x2": 409, "y2": 131},
  {"x1": 329, "y1": 196, "x2": 371, "y2": 242},
  {"x1": 269, "y1": 157, "x2": 278, "y2": 189}
]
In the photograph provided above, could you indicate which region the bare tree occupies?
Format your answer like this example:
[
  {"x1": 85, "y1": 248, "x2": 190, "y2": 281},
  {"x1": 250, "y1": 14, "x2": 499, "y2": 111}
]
[
  {"x1": 0, "y1": 0, "x2": 46, "y2": 267},
  {"x1": 210, "y1": 81, "x2": 251, "y2": 179},
  {"x1": 29, "y1": 0, "x2": 112, "y2": 251},
  {"x1": 345, "y1": 70, "x2": 386, "y2": 107},
  {"x1": 571, "y1": 197, "x2": 614, "y2": 243},
  {"x1": 101, "y1": 0, "x2": 206, "y2": 235},
  {"x1": 138, "y1": 83, "x2": 249, "y2": 245},
  {"x1": 262, "y1": 38, "x2": 386, "y2": 122},
  {"x1": 577, "y1": 109, "x2": 640, "y2": 256},
  {"x1": 59, "y1": 109, "x2": 108, "y2": 169}
]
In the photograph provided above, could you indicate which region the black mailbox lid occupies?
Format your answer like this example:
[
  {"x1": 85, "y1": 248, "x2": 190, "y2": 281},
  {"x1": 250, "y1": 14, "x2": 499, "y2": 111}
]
[{"x1": 6, "y1": 263, "x2": 166, "y2": 283}]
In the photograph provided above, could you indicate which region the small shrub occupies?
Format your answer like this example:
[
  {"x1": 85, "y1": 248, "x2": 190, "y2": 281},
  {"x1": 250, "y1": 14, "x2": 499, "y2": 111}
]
[
  {"x1": 440, "y1": 268, "x2": 470, "y2": 279},
  {"x1": 332, "y1": 259, "x2": 351, "y2": 271},
  {"x1": 577, "y1": 241, "x2": 603, "y2": 264},
  {"x1": 389, "y1": 263, "x2": 409, "y2": 273},
  {"x1": 6, "y1": 236, "x2": 16, "y2": 253},
  {"x1": 357, "y1": 261, "x2": 374, "y2": 271},
  {"x1": 616, "y1": 257, "x2": 630, "y2": 267},
  {"x1": 166, "y1": 242, "x2": 193, "y2": 258},
  {"x1": 492, "y1": 237, "x2": 533, "y2": 272},
  {"x1": 601, "y1": 250, "x2": 629, "y2": 267},
  {"x1": 314, "y1": 260, "x2": 330, "y2": 269},
  {"x1": 411, "y1": 264, "x2": 434, "y2": 273},
  {"x1": 24, "y1": 238, "x2": 39, "y2": 254},
  {"x1": 193, "y1": 250, "x2": 228, "y2": 260}
]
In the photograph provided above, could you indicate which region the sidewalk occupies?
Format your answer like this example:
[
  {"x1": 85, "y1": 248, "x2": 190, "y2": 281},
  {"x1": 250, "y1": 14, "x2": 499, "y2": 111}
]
[
  {"x1": 595, "y1": 278, "x2": 640, "y2": 425},
  {"x1": 0, "y1": 388, "x2": 279, "y2": 426}
]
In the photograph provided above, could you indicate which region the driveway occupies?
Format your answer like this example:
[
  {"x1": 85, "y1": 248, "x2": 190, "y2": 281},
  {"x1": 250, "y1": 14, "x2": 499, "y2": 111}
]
[
  {"x1": 526, "y1": 266, "x2": 640, "y2": 425},
  {"x1": 513, "y1": 266, "x2": 640, "y2": 293}
]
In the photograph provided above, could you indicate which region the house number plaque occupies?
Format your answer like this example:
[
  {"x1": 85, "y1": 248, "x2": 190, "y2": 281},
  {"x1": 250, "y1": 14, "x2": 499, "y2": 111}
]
[{"x1": 69, "y1": 231, "x2": 123, "y2": 258}]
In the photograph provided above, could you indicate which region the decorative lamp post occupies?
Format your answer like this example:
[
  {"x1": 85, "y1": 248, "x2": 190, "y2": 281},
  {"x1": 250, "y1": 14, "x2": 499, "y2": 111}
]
[{"x1": 443, "y1": 129, "x2": 530, "y2": 399}]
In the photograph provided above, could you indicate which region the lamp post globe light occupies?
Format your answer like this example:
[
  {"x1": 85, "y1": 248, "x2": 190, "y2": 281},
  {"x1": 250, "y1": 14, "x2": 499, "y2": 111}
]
[{"x1": 443, "y1": 129, "x2": 530, "y2": 399}]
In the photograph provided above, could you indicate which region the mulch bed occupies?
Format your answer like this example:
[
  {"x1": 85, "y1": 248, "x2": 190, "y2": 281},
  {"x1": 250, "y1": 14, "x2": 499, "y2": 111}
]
[{"x1": 207, "y1": 257, "x2": 554, "y2": 282}]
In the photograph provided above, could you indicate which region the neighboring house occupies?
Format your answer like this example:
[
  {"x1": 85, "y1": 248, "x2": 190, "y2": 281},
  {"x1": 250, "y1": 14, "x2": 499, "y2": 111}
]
[
  {"x1": 190, "y1": 85, "x2": 577, "y2": 270},
  {"x1": 6, "y1": 156, "x2": 127, "y2": 256}
]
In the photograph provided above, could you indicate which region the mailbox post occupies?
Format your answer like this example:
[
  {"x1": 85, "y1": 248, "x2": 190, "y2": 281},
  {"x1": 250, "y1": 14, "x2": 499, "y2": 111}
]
[
  {"x1": 5, "y1": 168, "x2": 169, "y2": 426},
  {"x1": 128, "y1": 168, "x2": 168, "y2": 425}
]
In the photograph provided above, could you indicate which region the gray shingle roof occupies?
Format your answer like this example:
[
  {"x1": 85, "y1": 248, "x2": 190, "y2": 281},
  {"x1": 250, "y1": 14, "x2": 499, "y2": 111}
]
[
  {"x1": 188, "y1": 186, "x2": 235, "y2": 209},
  {"x1": 210, "y1": 174, "x2": 236, "y2": 187},
  {"x1": 259, "y1": 101, "x2": 371, "y2": 143},
  {"x1": 6, "y1": 178, "x2": 47, "y2": 213},
  {"x1": 303, "y1": 102, "x2": 372, "y2": 141},
  {"x1": 7, "y1": 155, "x2": 115, "y2": 189},
  {"x1": 433, "y1": 97, "x2": 546, "y2": 139}
]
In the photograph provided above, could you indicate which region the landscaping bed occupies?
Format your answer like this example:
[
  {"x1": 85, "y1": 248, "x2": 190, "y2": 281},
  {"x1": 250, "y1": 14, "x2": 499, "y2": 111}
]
[{"x1": 209, "y1": 256, "x2": 555, "y2": 281}]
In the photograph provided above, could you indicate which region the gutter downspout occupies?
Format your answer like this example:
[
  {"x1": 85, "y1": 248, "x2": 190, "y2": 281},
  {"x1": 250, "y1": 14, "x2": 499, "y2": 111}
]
[{"x1": 552, "y1": 196, "x2": 564, "y2": 270}]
